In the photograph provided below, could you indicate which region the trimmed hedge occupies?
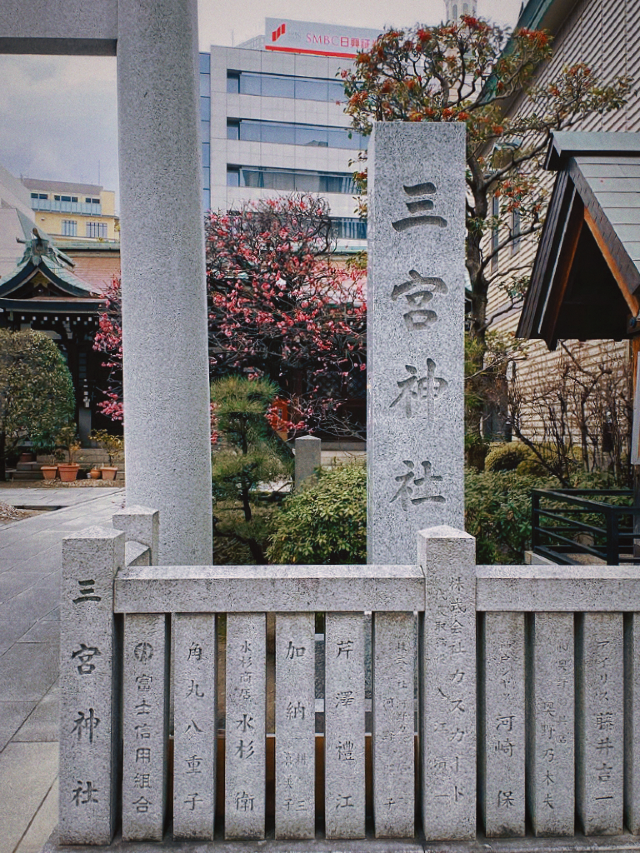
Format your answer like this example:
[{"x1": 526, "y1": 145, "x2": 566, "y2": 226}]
[{"x1": 268, "y1": 463, "x2": 366, "y2": 564}]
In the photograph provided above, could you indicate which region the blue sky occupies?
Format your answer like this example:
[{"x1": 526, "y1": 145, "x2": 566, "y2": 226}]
[{"x1": 0, "y1": 0, "x2": 522, "y2": 211}]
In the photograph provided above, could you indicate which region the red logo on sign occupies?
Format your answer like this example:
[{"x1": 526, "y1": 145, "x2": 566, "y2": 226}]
[{"x1": 271, "y1": 23, "x2": 286, "y2": 42}]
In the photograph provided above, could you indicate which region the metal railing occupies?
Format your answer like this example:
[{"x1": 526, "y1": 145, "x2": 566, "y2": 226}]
[{"x1": 532, "y1": 488, "x2": 640, "y2": 565}]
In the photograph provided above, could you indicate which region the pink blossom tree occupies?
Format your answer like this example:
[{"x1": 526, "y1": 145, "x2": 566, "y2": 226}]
[{"x1": 94, "y1": 194, "x2": 367, "y2": 438}]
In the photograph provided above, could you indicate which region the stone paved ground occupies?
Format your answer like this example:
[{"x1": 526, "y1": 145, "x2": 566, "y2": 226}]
[{"x1": 0, "y1": 486, "x2": 125, "y2": 853}]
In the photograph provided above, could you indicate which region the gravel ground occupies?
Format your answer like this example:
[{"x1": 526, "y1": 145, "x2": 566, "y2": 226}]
[
  {"x1": 0, "y1": 501, "x2": 42, "y2": 523},
  {"x1": 2, "y1": 478, "x2": 123, "y2": 489}
]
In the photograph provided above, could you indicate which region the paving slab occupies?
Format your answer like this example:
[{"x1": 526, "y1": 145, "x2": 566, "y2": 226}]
[
  {"x1": 0, "y1": 741, "x2": 58, "y2": 853},
  {"x1": 0, "y1": 700, "x2": 37, "y2": 752},
  {"x1": 14, "y1": 681, "x2": 59, "y2": 743},
  {"x1": 15, "y1": 778, "x2": 58, "y2": 853},
  {"x1": 0, "y1": 641, "x2": 59, "y2": 703},
  {"x1": 0, "y1": 488, "x2": 125, "y2": 853}
]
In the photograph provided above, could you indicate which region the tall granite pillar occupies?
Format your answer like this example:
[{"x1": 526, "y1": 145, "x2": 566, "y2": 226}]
[
  {"x1": 367, "y1": 122, "x2": 465, "y2": 564},
  {"x1": 117, "y1": 0, "x2": 212, "y2": 564}
]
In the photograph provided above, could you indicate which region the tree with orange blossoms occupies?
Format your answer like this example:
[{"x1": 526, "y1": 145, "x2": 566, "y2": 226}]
[{"x1": 342, "y1": 16, "x2": 631, "y2": 460}]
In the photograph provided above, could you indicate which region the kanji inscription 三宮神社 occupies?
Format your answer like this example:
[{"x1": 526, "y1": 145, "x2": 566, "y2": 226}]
[{"x1": 368, "y1": 123, "x2": 465, "y2": 564}]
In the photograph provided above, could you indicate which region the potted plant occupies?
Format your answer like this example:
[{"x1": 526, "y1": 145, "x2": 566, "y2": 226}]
[
  {"x1": 89, "y1": 467, "x2": 101, "y2": 480},
  {"x1": 56, "y1": 424, "x2": 81, "y2": 482},
  {"x1": 89, "y1": 430, "x2": 123, "y2": 481}
]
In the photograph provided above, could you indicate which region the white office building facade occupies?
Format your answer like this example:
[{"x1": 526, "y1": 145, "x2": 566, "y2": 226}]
[{"x1": 200, "y1": 19, "x2": 381, "y2": 250}]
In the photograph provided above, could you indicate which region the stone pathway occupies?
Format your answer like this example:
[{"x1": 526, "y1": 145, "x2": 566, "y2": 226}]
[{"x1": 0, "y1": 486, "x2": 125, "y2": 853}]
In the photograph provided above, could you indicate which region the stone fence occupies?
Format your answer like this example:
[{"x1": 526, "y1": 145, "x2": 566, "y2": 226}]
[{"x1": 55, "y1": 506, "x2": 640, "y2": 847}]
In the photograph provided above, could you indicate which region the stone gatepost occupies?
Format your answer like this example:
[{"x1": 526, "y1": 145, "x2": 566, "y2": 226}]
[
  {"x1": 367, "y1": 122, "x2": 466, "y2": 565},
  {"x1": 0, "y1": 0, "x2": 213, "y2": 565}
]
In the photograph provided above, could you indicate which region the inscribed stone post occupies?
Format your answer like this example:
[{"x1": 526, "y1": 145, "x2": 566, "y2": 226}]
[
  {"x1": 121, "y1": 614, "x2": 169, "y2": 841},
  {"x1": 625, "y1": 614, "x2": 640, "y2": 833},
  {"x1": 528, "y1": 613, "x2": 575, "y2": 836},
  {"x1": 59, "y1": 527, "x2": 124, "y2": 845},
  {"x1": 372, "y1": 611, "x2": 415, "y2": 837},
  {"x1": 418, "y1": 526, "x2": 476, "y2": 841},
  {"x1": 275, "y1": 613, "x2": 315, "y2": 839},
  {"x1": 577, "y1": 613, "x2": 623, "y2": 835},
  {"x1": 325, "y1": 613, "x2": 365, "y2": 839},
  {"x1": 173, "y1": 614, "x2": 217, "y2": 840},
  {"x1": 225, "y1": 613, "x2": 266, "y2": 839},
  {"x1": 368, "y1": 122, "x2": 465, "y2": 564},
  {"x1": 481, "y1": 612, "x2": 525, "y2": 837}
]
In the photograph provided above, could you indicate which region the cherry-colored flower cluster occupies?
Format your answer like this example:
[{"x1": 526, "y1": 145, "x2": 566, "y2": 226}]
[{"x1": 93, "y1": 196, "x2": 367, "y2": 438}]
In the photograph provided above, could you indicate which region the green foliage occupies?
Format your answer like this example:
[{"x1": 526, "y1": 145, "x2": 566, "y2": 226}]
[
  {"x1": 211, "y1": 375, "x2": 292, "y2": 564},
  {"x1": 0, "y1": 329, "x2": 75, "y2": 473},
  {"x1": 485, "y1": 442, "x2": 532, "y2": 472},
  {"x1": 55, "y1": 423, "x2": 81, "y2": 463},
  {"x1": 268, "y1": 463, "x2": 366, "y2": 564},
  {"x1": 516, "y1": 455, "x2": 550, "y2": 477},
  {"x1": 465, "y1": 468, "x2": 556, "y2": 563},
  {"x1": 89, "y1": 429, "x2": 124, "y2": 465}
]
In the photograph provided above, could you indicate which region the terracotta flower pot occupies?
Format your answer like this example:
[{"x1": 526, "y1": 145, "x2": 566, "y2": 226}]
[
  {"x1": 100, "y1": 466, "x2": 118, "y2": 481},
  {"x1": 89, "y1": 469, "x2": 102, "y2": 480},
  {"x1": 58, "y1": 463, "x2": 80, "y2": 482},
  {"x1": 40, "y1": 465, "x2": 58, "y2": 480}
]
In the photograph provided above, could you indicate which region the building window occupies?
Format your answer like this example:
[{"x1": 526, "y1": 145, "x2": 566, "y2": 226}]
[
  {"x1": 491, "y1": 195, "x2": 499, "y2": 272},
  {"x1": 226, "y1": 119, "x2": 367, "y2": 151},
  {"x1": 86, "y1": 221, "x2": 107, "y2": 238},
  {"x1": 85, "y1": 197, "x2": 100, "y2": 204},
  {"x1": 331, "y1": 218, "x2": 367, "y2": 240},
  {"x1": 226, "y1": 166, "x2": 359, "y2": 194},
  {"x1": 62, "y1": 220, "x2": 77, "y2": 237},
  {"x1": 226, "y1": 70, "x2": 344, "y2": 103},
  {"x1": 511, "y1": 208, "x2": 521, "y2": 254}
]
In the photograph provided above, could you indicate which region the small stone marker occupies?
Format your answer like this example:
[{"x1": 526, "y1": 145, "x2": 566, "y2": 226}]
[
  {"x1": 528, "y1": 612, "x2": 575, "y2": 836},
  {"x1": 419, "y1": 526, "x2": 476, "y2": 841},
  {"x1": 275, "y1": 613, "x2": 315, "y2": 839},
  {"x1": 368, "y1": 122, "x2": 465, "y2": 564},
  {"x1": 173, "y1": 613, "x2": 217, "y2": 840},
  {"x1": 625, "y1": 613, "x2": 640, "y2": 833},
  {"x1": 121, "y1": 613, "x2": 168, "y2": 841},
  {"x1": 59, "y1": 527, "x2": 124, "y2": 845},
  {"x1": 225, "y1": 613, "x2": 266, "y2": 839},
  {"x1": 325, "y1": 612, "x2": 365, "y2": 839},
  {"x1": 372, "y1": 611, "x2": 415, "y2": 837},
  {"x1": 295, "y1": 436, "x2": 321, "y2": 490},
  {"x1": 577, "y1": 613, "x2": 623, "y2": 835},
  {"x1": 481, "y1": 612, "x2": 525, "y2": 837}
]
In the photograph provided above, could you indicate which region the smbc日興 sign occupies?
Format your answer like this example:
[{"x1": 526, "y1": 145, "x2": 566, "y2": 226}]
[{"x1": 265, "y1": 18, "x2": 381, "y2": 58}]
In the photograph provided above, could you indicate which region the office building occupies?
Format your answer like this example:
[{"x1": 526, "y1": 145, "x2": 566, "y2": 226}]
[
  {"x1": 21, "y1": 177, "x2": 119, "y2": 243},
  {"x1": 200, "y1": 18, "x2": 381, "y2": 251}
]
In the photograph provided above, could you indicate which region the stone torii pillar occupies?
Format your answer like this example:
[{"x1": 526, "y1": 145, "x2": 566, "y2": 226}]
[{"x1": 0, "y1": 0, "x2": 213, "y2": 564}]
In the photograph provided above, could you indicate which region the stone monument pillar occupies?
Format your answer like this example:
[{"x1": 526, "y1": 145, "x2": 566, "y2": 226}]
[
  {"x1": 367, "y1": 122, "x2": 466, "y2": 564},
  {"x1": 117, "y1": 0, "x2": 212, "y2": 564}
]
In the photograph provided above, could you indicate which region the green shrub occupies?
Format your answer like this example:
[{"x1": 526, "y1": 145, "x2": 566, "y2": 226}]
[
  {"x1": 516, "y1": 455, "x2": 550, "y2": 477},
  {"x1": 484, "y1": 442, "x2": 532, "y2": 473},
  {"x1": 465, "y1": 468, "x2": 556, "y2": 563},
  {"x1": 211, "y1": 375, "x2": 293, "y2": 564},
  {"x1": 268, "y1": 463, "x2": 366, "y2": 564}
]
